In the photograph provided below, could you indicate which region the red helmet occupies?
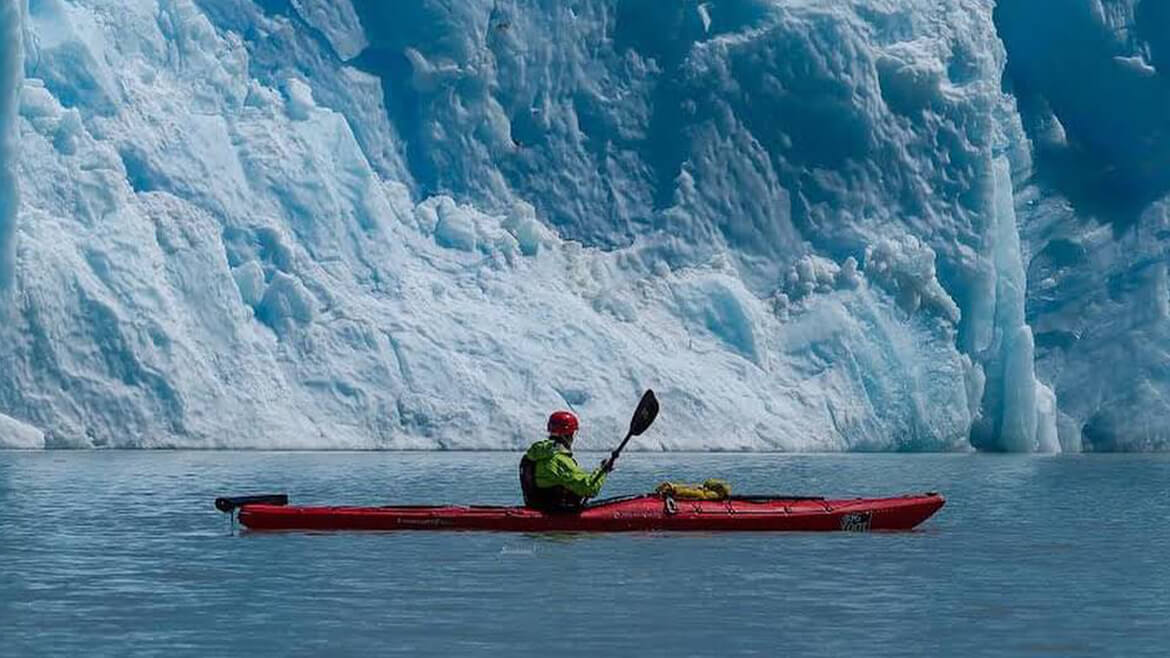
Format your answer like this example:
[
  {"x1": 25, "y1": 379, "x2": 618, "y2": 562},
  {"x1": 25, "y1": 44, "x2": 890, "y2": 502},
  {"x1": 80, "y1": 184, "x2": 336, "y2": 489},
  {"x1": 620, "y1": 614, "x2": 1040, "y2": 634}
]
[{"x1": 547, "y1": 410, "x2": 579, "y2": 437}]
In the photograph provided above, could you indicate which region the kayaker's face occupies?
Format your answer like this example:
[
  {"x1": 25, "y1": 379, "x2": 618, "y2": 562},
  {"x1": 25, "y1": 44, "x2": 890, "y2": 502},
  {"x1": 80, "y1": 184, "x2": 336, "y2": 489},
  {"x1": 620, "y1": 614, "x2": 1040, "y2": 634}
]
[{"x1": 554, "y1": 432, "x2": 575, "y2": 449}]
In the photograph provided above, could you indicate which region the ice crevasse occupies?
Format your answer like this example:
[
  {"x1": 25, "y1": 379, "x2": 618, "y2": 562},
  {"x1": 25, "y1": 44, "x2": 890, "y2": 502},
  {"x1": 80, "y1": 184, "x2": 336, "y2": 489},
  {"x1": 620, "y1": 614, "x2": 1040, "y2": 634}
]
[{"x1": 0, "y1": 0, "x2": 1161, "y2": 451}]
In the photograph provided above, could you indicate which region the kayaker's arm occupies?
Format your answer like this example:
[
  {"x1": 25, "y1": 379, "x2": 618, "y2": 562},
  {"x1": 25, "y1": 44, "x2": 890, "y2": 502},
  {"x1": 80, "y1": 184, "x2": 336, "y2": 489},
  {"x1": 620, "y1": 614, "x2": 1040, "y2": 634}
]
[{"x1": 542, "y1": 454, "x2": 607, "y2": 498}]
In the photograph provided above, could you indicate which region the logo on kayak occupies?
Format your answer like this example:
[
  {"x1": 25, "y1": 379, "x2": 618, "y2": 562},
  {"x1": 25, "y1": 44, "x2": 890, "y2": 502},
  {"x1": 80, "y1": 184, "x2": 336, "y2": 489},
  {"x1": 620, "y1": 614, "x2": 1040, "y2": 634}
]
[
  {"x1": 839, "y1": 512, "x2": 872, "y2": 532},
  {"x1": 396, "y1": 518, "x2": 448, "y2": 527}
]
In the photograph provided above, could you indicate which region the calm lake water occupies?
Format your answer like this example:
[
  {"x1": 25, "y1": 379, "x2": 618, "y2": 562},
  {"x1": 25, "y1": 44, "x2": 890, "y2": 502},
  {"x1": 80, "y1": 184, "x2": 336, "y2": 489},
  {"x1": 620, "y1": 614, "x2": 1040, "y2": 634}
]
[{"x1": 2, "y1": 451, "x2": 1169, "y2": 657}]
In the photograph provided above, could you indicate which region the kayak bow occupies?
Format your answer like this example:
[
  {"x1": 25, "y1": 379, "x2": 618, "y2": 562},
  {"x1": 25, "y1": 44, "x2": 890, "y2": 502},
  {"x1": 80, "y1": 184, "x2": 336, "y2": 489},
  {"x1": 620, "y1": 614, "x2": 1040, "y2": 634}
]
[{"x1": 217, "y1": 492, "x2": 944, "y2": 532}]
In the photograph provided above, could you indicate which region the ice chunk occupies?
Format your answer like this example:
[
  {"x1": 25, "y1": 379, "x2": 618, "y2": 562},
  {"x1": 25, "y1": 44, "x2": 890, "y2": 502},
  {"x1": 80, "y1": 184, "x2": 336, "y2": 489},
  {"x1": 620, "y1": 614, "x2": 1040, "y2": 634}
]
[
  {"x1": 1034, "y1": 381, "x2": 1061, "y2": 453},
  {"x1": 431, "y1": 197, "x2": 477, "y2": 252},
  {"x1": 244, "y1": 79, "x2": 281, "y2": 110},
  {"x1": 782, "y1": 255, "x2": 841, "y2": 301},
  {"x1": 26, "y1": 0, "x2": 117, "y2": 115},
  {"x1": 290, "y1": 0, "x2": 368, "y2": 61},
  {"x1": 232, "y1": 261, "x2": 265, "y2": 307},
  {"x1": 838, "y1": 257, "x2": 861, "y2": 289},
  {"x1": 876, "y1": 46, "x2": 944, "y2": 115},
  {"x1": 502, "y1": 201, "x2": 555, "y2": 256},
  {"x1": 284, "y1": 78, "x2": 315, "y2": 121},
  {"x1": 53, "y1": 108, "x2": 83, "y2": 155},
  {"x1": 256, "y1": 272, "x2": 315, "y2": 332},
  {"x1": 865, "y1": 236, "x2": 961, "y2": 324},
  {"x1": 19, "y1": 80, "x2": 58, "y2": 120}
]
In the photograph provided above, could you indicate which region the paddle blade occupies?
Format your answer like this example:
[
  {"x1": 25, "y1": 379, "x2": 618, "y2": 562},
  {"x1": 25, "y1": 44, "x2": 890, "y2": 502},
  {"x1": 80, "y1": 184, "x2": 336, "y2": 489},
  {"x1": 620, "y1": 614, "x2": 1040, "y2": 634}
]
[{"x1": 627, "y1": 389, "x2": 659, "y2": 436}]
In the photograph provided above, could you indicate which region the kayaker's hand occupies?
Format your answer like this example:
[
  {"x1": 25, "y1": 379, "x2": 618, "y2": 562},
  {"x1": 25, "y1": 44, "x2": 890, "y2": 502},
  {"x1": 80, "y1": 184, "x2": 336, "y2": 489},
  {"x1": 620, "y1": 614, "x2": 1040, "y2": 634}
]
[{"x1": 599, "y1": 458, "x2": 615, "y2": 474}]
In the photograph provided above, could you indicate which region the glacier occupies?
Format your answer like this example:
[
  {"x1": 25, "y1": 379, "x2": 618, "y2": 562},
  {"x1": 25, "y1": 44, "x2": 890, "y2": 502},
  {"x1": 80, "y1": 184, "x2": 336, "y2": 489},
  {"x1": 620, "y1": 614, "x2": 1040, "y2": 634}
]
[{"x1": 0, "y1": 0, "x2": 1161, "y2": 451}]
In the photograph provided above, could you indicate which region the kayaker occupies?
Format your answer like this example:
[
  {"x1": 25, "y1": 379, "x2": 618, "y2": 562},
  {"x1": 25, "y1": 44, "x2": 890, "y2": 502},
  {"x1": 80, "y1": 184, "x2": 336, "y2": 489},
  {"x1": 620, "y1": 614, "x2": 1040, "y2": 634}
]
[{"x1": 519, "y1": 410, "x2": 612, "y2": 512}]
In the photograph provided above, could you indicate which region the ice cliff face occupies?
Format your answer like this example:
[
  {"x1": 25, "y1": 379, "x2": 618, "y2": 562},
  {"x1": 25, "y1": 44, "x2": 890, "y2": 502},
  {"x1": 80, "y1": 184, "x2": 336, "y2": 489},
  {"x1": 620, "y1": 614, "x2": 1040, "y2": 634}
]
[
  {"x1": 996, "y1": 0, "x2": 1170, "y2": 452},
  {"x1": 0, "y1": 0, "x2": 1159, "y2": 451}
]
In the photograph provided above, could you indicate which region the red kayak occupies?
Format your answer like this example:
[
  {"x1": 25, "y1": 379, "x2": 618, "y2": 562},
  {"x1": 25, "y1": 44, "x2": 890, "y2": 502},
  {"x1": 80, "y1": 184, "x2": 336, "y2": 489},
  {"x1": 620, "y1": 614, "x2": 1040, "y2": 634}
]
[{"x1": 216, "y1": 492, "x2": 944, "y2": 532}]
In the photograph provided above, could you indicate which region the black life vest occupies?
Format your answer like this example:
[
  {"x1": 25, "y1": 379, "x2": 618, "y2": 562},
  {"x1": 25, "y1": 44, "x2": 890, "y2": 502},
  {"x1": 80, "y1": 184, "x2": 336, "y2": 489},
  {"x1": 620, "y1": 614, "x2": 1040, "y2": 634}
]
[{"x1": 519, "y1": 455, "x2": 585, "y2": 513}]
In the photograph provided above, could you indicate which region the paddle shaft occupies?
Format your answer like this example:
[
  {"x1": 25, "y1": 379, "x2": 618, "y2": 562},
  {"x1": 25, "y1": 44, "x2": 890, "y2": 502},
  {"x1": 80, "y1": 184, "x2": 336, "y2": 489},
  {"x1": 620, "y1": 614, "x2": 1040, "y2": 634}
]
[
  {"x1": 600, "y1": 389, "x2": 659, "y2": 474},
  {"x1": 602, "y1": 432, "x2": 633, "y2": 472}
]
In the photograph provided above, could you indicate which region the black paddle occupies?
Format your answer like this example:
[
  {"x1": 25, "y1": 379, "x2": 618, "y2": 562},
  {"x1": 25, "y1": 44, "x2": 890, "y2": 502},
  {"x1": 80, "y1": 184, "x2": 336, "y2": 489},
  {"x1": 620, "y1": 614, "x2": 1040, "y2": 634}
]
[{"x1": 600, "y1": 389, "x2": 659, "y2": 473}]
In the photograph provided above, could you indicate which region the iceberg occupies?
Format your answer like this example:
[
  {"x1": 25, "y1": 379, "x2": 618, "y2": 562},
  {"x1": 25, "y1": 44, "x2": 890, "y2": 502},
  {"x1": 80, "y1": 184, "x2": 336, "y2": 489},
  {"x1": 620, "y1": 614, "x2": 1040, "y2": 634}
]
[{"x1": 0, "y1": 0, "x2": 1163, "y2": 451}]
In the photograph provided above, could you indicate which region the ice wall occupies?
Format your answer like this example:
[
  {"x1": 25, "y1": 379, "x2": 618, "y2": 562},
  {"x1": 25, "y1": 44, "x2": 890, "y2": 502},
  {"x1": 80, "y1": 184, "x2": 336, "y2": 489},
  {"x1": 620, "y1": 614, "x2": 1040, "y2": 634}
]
[
  {"x1": 0, "y1": 0, "x2": 22, "y2": 293},
  {"x1": 346, "y1": 0, "x2": 1039, "y2": 449},
  {"x1": 0, "y1": 0, "x2": 1160, "y2": 450}
]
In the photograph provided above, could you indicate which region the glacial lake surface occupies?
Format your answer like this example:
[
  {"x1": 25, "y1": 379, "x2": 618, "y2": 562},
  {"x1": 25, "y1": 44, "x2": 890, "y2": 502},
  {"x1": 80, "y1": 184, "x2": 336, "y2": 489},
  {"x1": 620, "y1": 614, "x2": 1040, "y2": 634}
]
[{"x1": 2, "y1": 451, "x2": 1168, "y2": 657}]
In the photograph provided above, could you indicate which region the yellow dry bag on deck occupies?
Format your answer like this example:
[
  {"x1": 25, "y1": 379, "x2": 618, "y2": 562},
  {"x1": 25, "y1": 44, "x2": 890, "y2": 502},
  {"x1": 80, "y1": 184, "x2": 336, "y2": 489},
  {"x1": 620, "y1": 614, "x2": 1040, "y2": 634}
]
[{"x1": 655, "y1": 478, "x2": 732, "y2": 500}]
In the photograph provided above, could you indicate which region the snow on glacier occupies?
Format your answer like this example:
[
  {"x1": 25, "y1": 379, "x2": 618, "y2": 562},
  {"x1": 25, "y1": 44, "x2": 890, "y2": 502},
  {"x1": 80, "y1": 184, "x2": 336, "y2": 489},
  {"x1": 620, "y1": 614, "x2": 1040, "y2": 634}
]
[{"x1": 0, "y1": 0, "x2": 1154, "y2": 451}]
